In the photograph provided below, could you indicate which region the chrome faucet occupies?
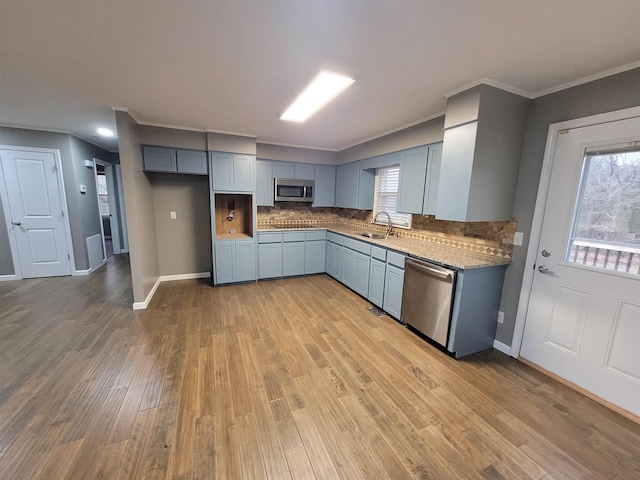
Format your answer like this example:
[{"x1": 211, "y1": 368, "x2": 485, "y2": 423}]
[{"x1": 374, "y1": 211, "x2": 393, "y2": 237}]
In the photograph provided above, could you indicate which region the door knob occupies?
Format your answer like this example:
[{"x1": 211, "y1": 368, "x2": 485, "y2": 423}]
[
  {"x1": 538, "y1": 265, "x2": 552, "y2": 274},
  {"x1": 11, "y1": 221, "x2": 21, "y2": 226},
  {"x1": 541, "y1": 249, "x2": 551, "y2": 257}
]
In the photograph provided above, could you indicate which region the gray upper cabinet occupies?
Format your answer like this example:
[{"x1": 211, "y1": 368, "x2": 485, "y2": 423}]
[
  {"x1": 176, "y1": 149, "x2": 208, "y2": 175},
  {"x1": 272, "y1": 161, "x2": 295, "y2": 179},
  {"x1": 422, "y1": 143, "x2": 442, "y2": 215},
  {"x1": 142, "y1": 146, "x2": 176, "y2": 172},
  {"x1": 335, "y1": 165, "x2": 347, "y2": 207},
  {"x1": 314, "y1": 165, "x2": 336, "y2": 207},
  {"x1": 345, "y1": 164, "x2": 360, "y2": 208},
  {"x1": 436, "y1": 84, "x2": 528, "y2": 222},
  {"x1": 143, "y1": 146, "x2": 208, "y2": 175},
  {"x1": 294, "y1": 163, "x2": 315, "y2": 180},
  {"x1": 256, "y1": 160, "x2": 274, "y2": 206},
  {"x1": 397, "y1": 146, "x2": 428, "y2": 214},
  {"x1": 210, "y1": 151, "x2": 255, "y2": 192}
]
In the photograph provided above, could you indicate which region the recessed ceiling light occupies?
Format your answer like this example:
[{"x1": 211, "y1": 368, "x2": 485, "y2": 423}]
[
  {"x1": 280, "y1": 71, "x2": 356, "y2": 123},
  {"x1": 97, "y1": 127, "x2": 115, "y2": 137}
]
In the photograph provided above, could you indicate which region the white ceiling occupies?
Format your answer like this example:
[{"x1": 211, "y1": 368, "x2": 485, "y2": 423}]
[{"x1": 2, "y1": 1, "x2": 640, "y2": 152}]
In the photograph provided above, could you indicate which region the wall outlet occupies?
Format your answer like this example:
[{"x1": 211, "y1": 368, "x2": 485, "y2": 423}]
[
  {"x1": 513, "y1": 231, "x2": 524, "y2": 246},
  {"x1": 170, "y1": 211, "x2": 177, "y2": 219},
  {"x1": 497, "y1": 311, "x2": 504, "y2": 324}
]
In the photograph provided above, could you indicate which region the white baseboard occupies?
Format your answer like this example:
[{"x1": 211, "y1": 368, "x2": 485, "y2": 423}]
[
  {"x1": 74, "y1": 258, "x2": 107, "y2": 276},
  {"x1": 493, "y1": 339, "x2": 513, "y2": 357},
  {"x1": 0, "y1": 274, "x2": 18, "y2": 281},
  {"x1": 159, "y1": 272, "x2": 210, "y2": 282},
  {"x1": 133, "y1": 277, "x2": 161, "y2": 310},
  {"x1": 132, "y1": 272, "x2": 209, "y2": 310}
]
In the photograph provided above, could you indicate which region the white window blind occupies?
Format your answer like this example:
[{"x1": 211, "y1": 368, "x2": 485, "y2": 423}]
[{"x1": 373, "y1": 165, "x2": 412, "y2": 229}]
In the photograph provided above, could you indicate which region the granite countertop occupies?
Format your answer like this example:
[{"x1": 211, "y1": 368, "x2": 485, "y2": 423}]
[{"x1": 258, "y1": 223, "x2": 511, "y2": 270}]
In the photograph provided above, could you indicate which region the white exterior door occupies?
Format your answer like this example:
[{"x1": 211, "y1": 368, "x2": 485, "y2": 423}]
[
  {"x1": 520, "y1": 115, "x2": 640, "y2": 417},
  {"x1": 0, "y1": 149, "x2": 71, "y2": 278}
]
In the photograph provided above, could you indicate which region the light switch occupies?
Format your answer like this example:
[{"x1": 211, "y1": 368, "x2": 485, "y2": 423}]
[
  {"x1": 170, "y1": 211, "x2": 177, "y2": 219},
  {"x1": 513, "y1": 231, "x2": 524, "y2": 246}
]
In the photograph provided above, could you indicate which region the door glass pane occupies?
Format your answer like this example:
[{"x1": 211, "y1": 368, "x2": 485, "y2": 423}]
[
  {"x1": 97, "y1": 174, "x2": 110, "y2": 215},
  {"x1": 566, "y1": 147, "x2": 640, "y2": 275}
]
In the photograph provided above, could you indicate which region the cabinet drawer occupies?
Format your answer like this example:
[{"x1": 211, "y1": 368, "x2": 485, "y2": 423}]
[
  {"x1": 370, "y1": 245, "x2": 387, "y2": 261},
  {"x1": 387, "y1": 251, "x2": 406, "y2": 269},
  {"x1": 283, "y1": 232, "x2": 306, "y2": 242},
  {"x1": 258, "y1": 233, "x2": 283, "y2": 244},
  {"x1": 305, "y1": 230, "x2": 326, "y2": 241},
  {"x1": 326, "y1": 231, "x2": 343, "y2": 245},
  {"x1": 343, "y1": 237, "x2": 371, "y2": 256}
]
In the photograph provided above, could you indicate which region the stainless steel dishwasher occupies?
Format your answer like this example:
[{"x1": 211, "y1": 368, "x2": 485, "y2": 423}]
[{"x1": 401, "y1": 257, "x2": 456, "y2": 348}]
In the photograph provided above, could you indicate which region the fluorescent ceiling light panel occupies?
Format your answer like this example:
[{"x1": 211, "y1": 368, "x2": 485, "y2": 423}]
[
  {"x1": 97, "y1": 127, "x2": 114, "y2": 137},
  {"x1": 280, "y1": 71, "x2": 355, "y2": 122}
]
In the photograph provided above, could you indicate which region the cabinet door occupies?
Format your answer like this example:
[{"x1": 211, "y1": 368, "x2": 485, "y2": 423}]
[
  {"x1": 272, "y1": 161, "x2": 294, "y2": 179},
  {"x1": 397, "y1": 146, "x2": 428, "y2": 214},
  {"x1": 176, "y1": 149, "x2": 207, "y2": 175},
  {"x1": 142, "y1": 146, "x2": 177, "y2": 173},
  {"x1": 233, "y1": 154, "x2": 255, "y2": 192},
  {"x1": 368, "y1": 258, "x2": 386, "y2": 308},
  {"x1": 283, "y1": 242, "x2": 305, "y2": 276},
  {"x1": 256, "y1": 160, "x2": 274, "y2": 206},
  {"x1": 341, "y1": 247, "x2": 356, "y2": 289},
  {"x1": 235, "y1": 241, "x2": 255, "y2": 282},
  {"x1": 294, "y1": 163, "x2": 315, "y2": 180},
  {"x1": 259, "y1": 242, "x2": 282, "y2": 278},
  {"x1": 345, "y1": 164, "x2": 360, "y2": 209},
  {"x1": 214, "y1": 242, "x2": 236, "y2": 284},
  {"x1": 423, "y1": 143, "x2": 442, "y2": 215},
  {"x1": 335, "y1": 165, "x2": 347, "y2": 208},
  {"x1": 305, "y1": 240, "x2": 326, "y2": 274},
  {"x1": 326, "y1": 242, "x2": 335, "y2": 277},
  {"x1": 353, "y1": 251, "x2": 371, "y2": 297},
  {"x1": 435, "y1": 122, "x2": 476, "y2": 221},
  {"x1": 210, "y1": 152, "x2": 234, "y2": 191},
  {"x1": 314, "y1": 165, "x2": 336, "y2": 207},
  {"x1": 383, "y1": 264, "x2": 405, "y2": 319}
]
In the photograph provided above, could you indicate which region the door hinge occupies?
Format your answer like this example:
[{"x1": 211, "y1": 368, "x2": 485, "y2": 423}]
[
  {"x1": 68, "y1": 254, "x2": 70, "y2": 260},
  {"x1": 61, "y1": 211, "x2": 64, "y2": 217},
  {"x1": 558, "y1": 129, "x2": 570, "y2": 135}
]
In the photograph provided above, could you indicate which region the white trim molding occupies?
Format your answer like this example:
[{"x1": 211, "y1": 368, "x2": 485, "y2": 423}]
[
  {"x1": 0, "y1": 274, "x2": 19, "y2": 282},
  {"x1": 132, "y1": 272, "x2": 210, "y2": 309},
  {"x1": 493, "y1": 340, "x2": 513, "y2": 356},
  {"x1": 75, "y1": 259, "x2": 107, "y2": 276},
  {"x1": 510, "y1": 105, "x2": 640, "y2": 358}
]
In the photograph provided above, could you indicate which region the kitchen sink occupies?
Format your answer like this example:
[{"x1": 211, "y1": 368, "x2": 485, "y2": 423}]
[{"x1": 360, "y1": 232, "x2": 386, "y2": 239}]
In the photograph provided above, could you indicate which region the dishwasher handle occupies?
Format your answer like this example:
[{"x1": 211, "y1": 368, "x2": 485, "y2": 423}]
[{"x1": 405, "y1": 258, "x2": 455, "y2": 282}]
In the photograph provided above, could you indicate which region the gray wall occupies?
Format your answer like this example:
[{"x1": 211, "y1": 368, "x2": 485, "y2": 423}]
[
  {"x1": 116, "y1": 111, "x2": 160, "y2": 302},
  {"x1": 152, "y1": 174, "x2": 211, "y2": 276},
  {"x1": 139, "y1": 125, "x2": 207, "y2": 150},
  {"x1": 336, "y1": 116, "x2": 445, "y2": 163},
  {"x1": 496, "y1": 67, "x2": 640, "y2": 346},
  {"x1": 207, "y1": 132, "x2": 256, "y2": 154},
  {"x1": 256, "y1": 143, "x2": 337, "y2": 165},
  {"x1": 0, "y1": 127, "x2": 113, "y2": 272}
]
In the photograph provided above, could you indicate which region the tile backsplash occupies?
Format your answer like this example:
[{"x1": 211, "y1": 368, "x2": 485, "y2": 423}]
[{"x1": 257, "y1": 205, "x2": 516, "y2": 259}]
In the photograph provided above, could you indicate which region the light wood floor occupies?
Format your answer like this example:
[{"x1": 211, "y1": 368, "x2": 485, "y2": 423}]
[{"x1": 1, "y1": 255, "x2": 639, "y2": 480}]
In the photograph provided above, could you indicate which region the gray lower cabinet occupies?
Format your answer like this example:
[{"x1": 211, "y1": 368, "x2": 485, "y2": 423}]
[
  {"x1": 305, "y1": 240, "x2": 326, "y2": 274},
  {"x1": 383, "y1": 264, "x2": 404, "y2": 319},
  {"x1": 326, "y1": 241, "x2": 342, "y2": 280},
  {"x1": 214, "y1": 240, "x2": 255, "y2": 284},
  {"x1": 368, "y1": 258, "x2": 386, "y2": 308},
  {"x1": 258, "y1": 242, "x2": 282, "y2": 278},
  {"x1": 283, "y1": 241, "x2": 305, "y2": 276},
  {"x1": 341, "y1": 247, "x2": 356, "y2": 289},
  {"x1": 353, "y1": 251, "x2": 370, "y2": 297}
]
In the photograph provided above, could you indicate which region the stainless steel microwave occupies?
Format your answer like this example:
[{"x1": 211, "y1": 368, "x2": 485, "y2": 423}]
[{"x1": 274, "y1": 178, "x2": 314, "y2": 202}]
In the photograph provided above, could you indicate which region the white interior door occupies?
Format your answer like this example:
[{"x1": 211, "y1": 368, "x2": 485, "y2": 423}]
[
  {"x1": 520, "y1": 115, "x2": 640, "y2": 417},
  {"x1": 115, "y1": 164, "x2": 129, "y2": 253},
  {"x1": 0, "y1": 149, "x2": 71, "y2": 278}
]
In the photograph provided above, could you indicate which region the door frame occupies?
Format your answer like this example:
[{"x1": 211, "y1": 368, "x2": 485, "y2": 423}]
[
  {"x1": 115, "y1": 164, "x2": 129, "y2": 253},
  {"x1": 0, "y1": 145, "x2": 76, "y2": 280},
  {"x1": 511, "y1": 105, "x2": 640, "y2": 357},
  {"x1": 93, "y1": 158, "x2": 122, "y2": 255}
]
